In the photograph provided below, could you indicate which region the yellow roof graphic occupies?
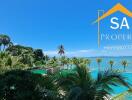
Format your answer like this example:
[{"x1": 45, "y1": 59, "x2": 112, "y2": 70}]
[{"x1": 94, "y1": 3, "x2": 132, "y2": 23}]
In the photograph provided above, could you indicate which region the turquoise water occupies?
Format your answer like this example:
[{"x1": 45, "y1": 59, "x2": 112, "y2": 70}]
[
  {"x1": 30, "y1": 69, "x2": 47, "y2": 74},
  {"x1": 91, "y1": 70, "x2": 132, "y2": 94},
  {"x1": 88, "y1": 57, "x2": 132, "y2": 72},
  {"x1": 88, "y1": 57, "x2": 132, "y2": 99},
  {"x1": 32, "y1": 57, "x2": 132, "y2": 99}
]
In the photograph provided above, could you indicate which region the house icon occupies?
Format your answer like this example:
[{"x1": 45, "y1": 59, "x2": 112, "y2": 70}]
[
  {"x1": 94, "y1": 3, "x2": 132, "y2": 23},
  {"x1": 93, "y1": 3, "x2": 132, "y2": 47}
]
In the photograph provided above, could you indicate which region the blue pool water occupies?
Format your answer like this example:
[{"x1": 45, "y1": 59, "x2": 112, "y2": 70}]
[
  {"x1": 88, "y1": 57, "x2": 132, "y2": 99},
  {"x1": 91, "y1": 70, "x2": 132, "y2": 95}
]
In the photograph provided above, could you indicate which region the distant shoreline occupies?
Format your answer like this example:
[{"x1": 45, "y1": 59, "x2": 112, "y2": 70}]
[{"x1": 84, "y1": 56, "x2": 132, "y2": 58}]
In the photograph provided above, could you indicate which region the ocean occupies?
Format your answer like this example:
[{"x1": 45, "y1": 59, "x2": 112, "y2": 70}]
[{"x1": 88, "y1": 57, "x2": 132, "y2": 72}]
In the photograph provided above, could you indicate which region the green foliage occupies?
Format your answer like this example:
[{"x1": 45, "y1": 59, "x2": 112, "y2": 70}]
[
  {"x1": 47, "y1": 57, "x2": 59, "y2": 68},
  {"x1": 109, "y1": 60, "x2": 114, "y2": 70},
  {"x1": 0, "y1": 52, "x2": 27, "y2": 74},
  {"x1": 0, "y1": 34, "x2": 131, "y2": 100},
  {"x1": 6, "y1": 44, "x2": 47, "y2": 67},
  {"x1": 34, "y1": 49, "x2": 44, "y2": 61},
  {"x1": 121, "y1": 60, "x2": 128, "y2": 72},
  {"x1": 60, "y1": 56, "x2": 68, "y2": 66},
  {"x1": 56, "y1": 64, "x2": 131, "y2": 100},
  {"x1": 0, "y1": 70, "x2": 62, "y2": 100},
  {"x1": 96, "y1": 58, "x2": 102, "y2": 71},
  {"x1": 71, "y1": 57, "x2": 91, "y2": 67},
  {"x1": 6, "y1": 45, "x2": 33, "y2": 56},
  {"x1": 0, "y1": 34, "x2": 11, "y2": 51},
  {"x1": 35, "y1": 60, "x2": 45, "y2": 67}
]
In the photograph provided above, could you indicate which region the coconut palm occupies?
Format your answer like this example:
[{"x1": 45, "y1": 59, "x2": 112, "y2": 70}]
[
  {"x1": 56, "y1": 64, "x2": 131, "y2": 100},
  {"x1": 44, "y1": 55, "x2": 50, "y2": 61},
  {"x1": 66, "y1": 58, "x2": 71, "y2": 69},
  {"x1": 58, "y1": 45, "x2": 65, "y2": 56},
  {"x1": 0, "y1": 34, "x2": 3, "y2": 51},
  {"x1": 84, "y1": 59, "x2": 91, "y2": 67},
  {"x1": 72, "y1": 57, "x2": 83, "y2": 66},
  {"x1": 60, "y1": 56, "x2": 68, "y2": 68},
  {"x1": 121, "y1": 60, "x2": 128, "y2": 72},
  {"x1": 96, "y1": 58, "x2": 102, "y2": 71},
  {"x1": 72, "y1": 57, "x2": 78, "y2": 64},
  {"x1": 0, "y1": 40, "x2": 2, "y2": 52},
  {"x1": 48, "y1": 57, "x2": 59, "y2": 68},
  {"x1": 0, "y1": 34, "x2": 11, "y2": 51},
  {"x1": 69, "y1": 58, "x2": 73, "y2": 67},
  {"x1": 109, "y1": 60, "x2": 114, "y2": 70}
]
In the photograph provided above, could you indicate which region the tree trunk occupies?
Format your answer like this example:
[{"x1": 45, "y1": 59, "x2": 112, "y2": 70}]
[
  {"x1": 124, "y1": 66, "x2": 125, "y2": 72},
  {"x1": 98, "y1": 64, "x2": 100, "y2": 72},
  {"x1": 111, "y1": 65, "x2": 112, "y2": 70}
]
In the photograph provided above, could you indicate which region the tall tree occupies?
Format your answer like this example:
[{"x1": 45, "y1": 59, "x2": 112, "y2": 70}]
[
  {"x1": 58, "y1": 45, "x2": 65, "y2": 56},
  {"x1": 57, "y1": 64, "x2": 131, "y2": 100},
  {"x1": 34, "y1": 49, "x2": 44, "y2": 61},
  {"x1": 0, "y1": 35, "x2": 2, "y2": 51},
  {"x1": 109, "y1": 60, "x2": 114, "y2": 70},
  {"x1": 121, "y1": 60, "x2": 128, "y2": 72},
  {"x1": 0, "y1": 34, "x2": 11, "y2": 51},
  {"x1": 84, "y1": 59, "x2": 91, "y2": 67},
  {"x1": 96, "y1": 58, "x2": 102, "y2": 72}
]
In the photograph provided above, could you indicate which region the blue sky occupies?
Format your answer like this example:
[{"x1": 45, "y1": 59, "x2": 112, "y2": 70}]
[{"x1": 0, "y1": 0, "x2": 132, "y2": 57}]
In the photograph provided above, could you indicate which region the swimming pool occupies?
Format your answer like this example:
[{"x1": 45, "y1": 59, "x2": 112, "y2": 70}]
[
  {"x1": 91, "y1": 70, "x2": 132, "y2": 99},
  {"x1": 30, "y1": 69, "x2": 47, "y2": 75}
]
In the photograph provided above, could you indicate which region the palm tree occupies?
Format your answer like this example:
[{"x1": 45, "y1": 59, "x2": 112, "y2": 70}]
[
  {"x1": 47, "y1": 57, "x2": 59, "y2": 68},
  {"x1": 60, "y1": 56, "x2": 68, "y2": 67},
  {"x1": 121, "y1": 60, "x2": 128, "y2": 72},
  {"x1": 84, "y1": 59, "x2": 91, "y2": 67},
  {"x1": 69, "y1": 58, "x2": 73, "y2": 67},
  {"x1": 0, "y1": 38, "x2": 2, "y2": 51},
  {"x1": 44, "y1": 55, "x2": 49, "y2": 61},
  {"x1": 1, "y1": 34, "x2": 11, "y2": 51},
  {"x1": 0, "y1": 34, "x2": 4, "y2": 51},
  {"x1": 58, "y1": 45, "x2": 65, "y2": 56},
  {"x1": 96, "y1": 58, "x2": 102, "y2": 71},
  {"x1": 2, "y1": 35, "x2": 10, "y2": 51},
  {"x1": 72, "y1": 57, "x2": 80, "y2": 65},
  {"x1": 66, "y1": 58, "x2": 71, "y2": 69},
  {"x1": 56, "y1": 64, "x2": 131, "y2": 100},
  {"x1": 109, "y1": 60, "x2": 114, "y2": 70}
]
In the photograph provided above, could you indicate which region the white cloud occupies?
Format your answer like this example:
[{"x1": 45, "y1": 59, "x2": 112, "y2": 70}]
[
  {"x1": 44, "y1": 51, "x2": 58, "y2": 56},
  {"x1": 14, "y1": 43, "x2": 18, "y2": 45},
  {"x1": 44, "y1": 49, "x2": 132, "y2": 57}
]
